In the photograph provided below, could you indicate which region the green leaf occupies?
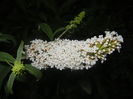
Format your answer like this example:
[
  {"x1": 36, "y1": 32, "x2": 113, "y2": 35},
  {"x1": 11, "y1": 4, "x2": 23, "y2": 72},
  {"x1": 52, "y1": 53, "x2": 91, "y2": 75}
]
[
  {"x1": 54, "y1": 27, "x2": 65, "y2": 35},
  {"x1": 0, "y1": 33, "x2": 16, "y2": 45},
  {"x1": 0, "y1": 64, "x2": 11, "y2": 90},
  {"x1": 16, "y1": 41, "x2": 24, "y2": 61},
  {"x1": 0, "y1": 38, "x2": 10, "y2": 43},
  {"x1": 25, "y1": 64, "x2": 42, "y2": 80},
  {"x1": 0, "y1": 52, "x2": 15, "y2": 64},
  {"x1": 39, "y1": 23, "x2": 54, "y2": 40},
  {"x1": 5, "y1": 72, "x2": 16, "y2": 94}
]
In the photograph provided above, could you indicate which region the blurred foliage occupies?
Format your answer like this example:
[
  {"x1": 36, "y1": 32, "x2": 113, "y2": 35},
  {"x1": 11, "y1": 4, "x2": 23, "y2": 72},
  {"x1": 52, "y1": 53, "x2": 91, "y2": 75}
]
[
  {"x1": 0, "y1": 0, "x2": 133, "y2": 99},
  {"x1": 0, "y1": 33, "x2": 16, "y2": 45}
]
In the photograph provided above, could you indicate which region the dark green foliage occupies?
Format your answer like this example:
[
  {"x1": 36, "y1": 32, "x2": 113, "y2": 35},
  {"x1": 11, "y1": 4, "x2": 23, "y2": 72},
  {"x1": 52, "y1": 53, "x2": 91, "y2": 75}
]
[
  {"x1": 0, "y1": 52, "x2": 15, "y2": 63},
  {"x1": 5, "y1": 72, "x2": 16, "y2": 94},
  {"x1": 0, "y1": 33, "x2": 16, "y2": 45},
  {"x1": 39, "y1": 23, "x2": 66, "y2": 40},
  {"x1": 0, "y1": 64, "x2": 11, "y2": 90},
  {"x1": 39, "y1": 23, "x2": 54, "y2": 40},
  {"x1": 25, "y1": 64, "x2": 42, "y2": 80}
]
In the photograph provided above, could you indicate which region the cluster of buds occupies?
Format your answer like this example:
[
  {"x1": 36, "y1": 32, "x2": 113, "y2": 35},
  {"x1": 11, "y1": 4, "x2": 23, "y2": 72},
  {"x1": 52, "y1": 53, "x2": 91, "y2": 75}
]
[
  {"x1": 25, "y1": 31, "x2": 123, "y2": 70},
  {"x1": 85, "y1": 31, "x2": 123, "y2": 62}
]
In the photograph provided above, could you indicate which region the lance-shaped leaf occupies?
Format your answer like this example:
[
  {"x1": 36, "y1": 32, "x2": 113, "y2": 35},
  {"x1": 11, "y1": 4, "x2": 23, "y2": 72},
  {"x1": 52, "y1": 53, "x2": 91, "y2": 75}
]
[
  {"x1": 5, "y1": 72, "x2": 16, "y2": 94},
  {"x1": 16, "y1": 41, "x2": 24, "y2": 61},
  {"x1": 0, "y1": 64, "x2": 11, "y2": 90},
  {"x1": 0, "y1": 33, "x2": 16, "y2": 45},
  {"x1": 39, "y1": 23, "x2": 54, "y2": 40},
  {"x1": 0, "y1": 52, "x2": 15, "y2": 64},
  {"x1": 25, "y1": 64, "x2": 42, "y2": 80}
]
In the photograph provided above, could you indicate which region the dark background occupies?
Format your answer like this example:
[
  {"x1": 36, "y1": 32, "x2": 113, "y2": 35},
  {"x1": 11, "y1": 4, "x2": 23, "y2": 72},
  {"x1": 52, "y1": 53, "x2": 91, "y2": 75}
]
[{"x1": 0, "y1": 0, "x2": 133, "y2": 99}]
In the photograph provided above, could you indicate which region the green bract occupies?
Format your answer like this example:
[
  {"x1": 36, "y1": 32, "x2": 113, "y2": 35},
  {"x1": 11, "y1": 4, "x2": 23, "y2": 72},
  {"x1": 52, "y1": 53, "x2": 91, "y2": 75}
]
[{"x1": 11, "y1": 61, "x2": 25, "y2": 75}]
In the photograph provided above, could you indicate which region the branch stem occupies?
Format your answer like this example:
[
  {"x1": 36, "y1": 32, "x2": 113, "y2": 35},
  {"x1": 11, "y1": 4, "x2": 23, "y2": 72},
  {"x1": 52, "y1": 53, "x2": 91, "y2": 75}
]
[{"x1": 57, "y1": 29, "x2": 69, "y2": 39}]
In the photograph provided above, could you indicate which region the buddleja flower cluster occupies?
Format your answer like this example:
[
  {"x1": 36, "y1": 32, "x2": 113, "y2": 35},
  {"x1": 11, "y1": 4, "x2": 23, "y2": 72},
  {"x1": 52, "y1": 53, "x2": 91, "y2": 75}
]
[{"x1": 25, "y1": 31, "x2": 123, "y2": 70}]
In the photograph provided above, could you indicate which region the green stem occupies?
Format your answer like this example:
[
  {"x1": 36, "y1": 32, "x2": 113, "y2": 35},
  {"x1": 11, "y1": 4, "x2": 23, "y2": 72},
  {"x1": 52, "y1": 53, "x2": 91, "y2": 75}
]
[{"x1": 57, "y1": 29, "x2": 69, "y2": 39}]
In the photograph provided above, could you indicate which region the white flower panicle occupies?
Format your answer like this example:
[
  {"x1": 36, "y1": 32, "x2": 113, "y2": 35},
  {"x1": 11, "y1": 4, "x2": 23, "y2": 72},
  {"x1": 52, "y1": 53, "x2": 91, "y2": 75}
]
[{"x1": 25, "y1": 31, "x2": 123, "y2": 70}]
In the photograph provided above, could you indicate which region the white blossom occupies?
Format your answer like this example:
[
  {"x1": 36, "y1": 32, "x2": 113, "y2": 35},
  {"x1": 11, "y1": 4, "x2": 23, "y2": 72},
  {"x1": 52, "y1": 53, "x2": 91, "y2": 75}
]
[{"x1": 25, "y1": 31, "x2": 123, "y2": 70}]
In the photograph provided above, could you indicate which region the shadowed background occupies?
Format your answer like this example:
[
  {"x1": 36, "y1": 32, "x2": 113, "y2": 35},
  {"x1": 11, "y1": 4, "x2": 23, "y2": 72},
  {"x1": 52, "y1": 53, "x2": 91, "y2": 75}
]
[{"x1": 0, "y1": 0, "x2": 133, "y2": 99}]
